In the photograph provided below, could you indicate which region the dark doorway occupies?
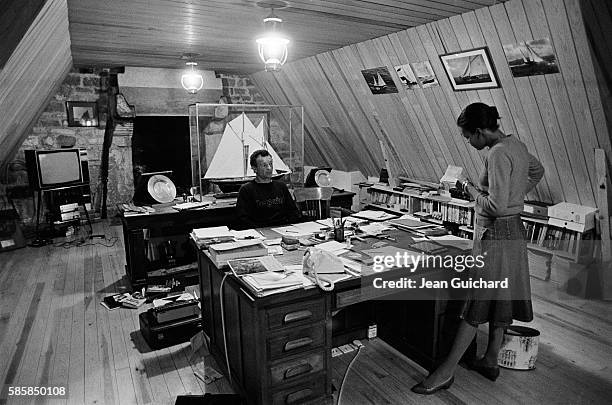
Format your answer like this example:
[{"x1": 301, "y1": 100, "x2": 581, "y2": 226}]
[{"x1": 132, "y1": 116, "x2": 191, "y2": 192}]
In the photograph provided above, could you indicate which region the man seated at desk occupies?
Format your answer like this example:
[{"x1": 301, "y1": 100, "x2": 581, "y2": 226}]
[{"x1": 235, "y1": 149, "x2": 300, "y2": 229}]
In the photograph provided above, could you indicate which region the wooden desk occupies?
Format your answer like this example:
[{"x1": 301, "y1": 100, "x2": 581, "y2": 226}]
[
  {"x1": 196, "y1": 228, "x2": 472, "y2": 405},
  {"x1": 119, "y1": 190, "x2": 354, "y2": 287},
  {"x1": 119, "y1": 200, "x2": 236, "y2": 287}
]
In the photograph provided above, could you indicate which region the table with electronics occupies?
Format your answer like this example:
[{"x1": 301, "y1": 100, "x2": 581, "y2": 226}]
[{"x1": 196, "y1": 225, "x2": 472, "y2": 405}]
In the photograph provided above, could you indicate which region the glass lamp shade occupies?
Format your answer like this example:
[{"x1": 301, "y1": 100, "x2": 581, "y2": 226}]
[
  {"x1": 181, "y1": 62, "x2": 204, "y2": 94},
  {"x1": 256, "y1": 14, "x2": 289, "y2": 72}
]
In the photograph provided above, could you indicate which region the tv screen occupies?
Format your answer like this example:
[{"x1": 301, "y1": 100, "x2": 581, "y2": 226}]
[{"x1": 37, "y1": 150, "x2": 82, "y2": 186}]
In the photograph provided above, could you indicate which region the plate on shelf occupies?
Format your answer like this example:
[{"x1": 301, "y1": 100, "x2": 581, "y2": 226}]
[{"x1": 147, "y1": 175, "x2": 177, "y2": 203}]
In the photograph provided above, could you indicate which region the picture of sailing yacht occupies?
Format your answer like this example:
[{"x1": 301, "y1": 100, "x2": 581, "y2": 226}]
[
  {"x1": 503, "y1": 38, "x2": 559, "y2": 77},
  {"x1": 395, "y1": 63, "x2": 418, "y2": 89},
  {"x1": 361, "y1": 67, "x2": 398, "y2": 94},
  {"x1": 409, "y1": 61, "x2": 439, "y2": 88},
  {"x1": 440, "y1": 47, "x2": 499, "y2": 91}
]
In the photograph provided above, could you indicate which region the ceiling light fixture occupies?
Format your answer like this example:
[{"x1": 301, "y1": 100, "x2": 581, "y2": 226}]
[
  {"x1": 256, "y1": 1, "x2": 290, "y2": 72},
  {"x1": 181, "y1": 53, "x2": 203, "y2": 94}
]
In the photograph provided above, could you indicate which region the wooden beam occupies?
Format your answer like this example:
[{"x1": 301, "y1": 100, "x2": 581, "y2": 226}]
[{"x1": 595, "y1": 148, "x2": 612, "y2": 300}]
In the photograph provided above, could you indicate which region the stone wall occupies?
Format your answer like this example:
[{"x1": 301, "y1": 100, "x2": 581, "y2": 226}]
[
  {"x1": 5, "y1": 68, "x2": 133, "y2": 223},
  {"x1": 3, "y1": 69, "x2": 287, "y2": 225}
]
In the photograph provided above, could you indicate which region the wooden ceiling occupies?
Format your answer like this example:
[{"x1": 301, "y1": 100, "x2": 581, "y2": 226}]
[{"x1": 66, "y1": 0, "x2": 504, "y2": 74}]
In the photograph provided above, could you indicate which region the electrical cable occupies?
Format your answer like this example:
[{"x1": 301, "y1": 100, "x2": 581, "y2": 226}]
[
  {"x1": 219, "y1": 273, "x2": 232, "y2": 384},
  {"x1": 336, "y1": 344, "x2": 363, "y2": 405}
]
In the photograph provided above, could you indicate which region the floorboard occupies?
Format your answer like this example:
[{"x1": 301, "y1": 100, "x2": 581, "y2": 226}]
[{"x1": 0, "y1": 220, "x2": 611, "y2": 404}]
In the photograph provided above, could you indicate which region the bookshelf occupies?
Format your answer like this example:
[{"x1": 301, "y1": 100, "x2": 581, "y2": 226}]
[
  {"x1": 522, "y1": 216, "x2": 594, "y2": 264},
  {"x1": 360, "y1": 183, "x2": 595, "y2": 264},
  {"x1": 363, "y1": 184, "x2": 475, "y2": 232}
]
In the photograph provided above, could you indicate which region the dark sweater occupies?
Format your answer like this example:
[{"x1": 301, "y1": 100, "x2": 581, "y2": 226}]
[{"x1": 235, "y1": 180, "x2": 300, "y2": 229}]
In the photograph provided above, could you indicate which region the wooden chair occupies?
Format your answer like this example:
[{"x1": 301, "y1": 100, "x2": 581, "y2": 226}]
[{"x1": 293, "y1": 187, "x2": 333, "y2": 220}]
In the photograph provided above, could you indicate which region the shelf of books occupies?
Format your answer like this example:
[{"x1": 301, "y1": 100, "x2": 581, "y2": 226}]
[
  {"x1": 362, "y1": 183, "x2": 597, "y2": 266},
  {"x1": 365, "y1": 184, "x2": 475, "y2": 231},
  {"x1": 522, "y1": 216, "x2": 594, "y2": 263}
]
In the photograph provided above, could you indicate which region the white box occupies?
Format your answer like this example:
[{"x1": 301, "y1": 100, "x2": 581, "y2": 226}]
[
  {"x1": 548, "y1": 217, "x2": 590, "y2": 232},
  {"x1": 548, "y1": 202, "x2": 597, "y2": 229}
]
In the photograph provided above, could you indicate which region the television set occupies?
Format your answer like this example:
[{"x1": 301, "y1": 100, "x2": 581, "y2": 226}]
[{"x1": 25, "y1": 149, "x2": 90, "y2": 190}]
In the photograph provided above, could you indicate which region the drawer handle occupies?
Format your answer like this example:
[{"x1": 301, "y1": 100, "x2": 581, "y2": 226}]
[
  {"x1": 284, "y1": 362, "x2": 313, "y2": 379},
  {"x1": 284, "y1": 337, "x2": 313, "y2": 352},
  {"x1": 285, "y1": 388, "x2": 313, "y2": 404},
  {"x1": 283, "y1": 310, "x2": 312, "y2": 324}
]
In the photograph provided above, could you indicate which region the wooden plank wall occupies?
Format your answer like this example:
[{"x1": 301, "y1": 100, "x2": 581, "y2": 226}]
[
  {"x1": 252, "y1": 0, "x2": 612, "y2": 206},
  {"x1": 0, "y1": 0, "x2": 73, "y2": 169}
]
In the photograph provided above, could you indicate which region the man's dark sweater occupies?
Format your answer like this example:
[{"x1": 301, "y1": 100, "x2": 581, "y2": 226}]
[{"x1": 235, "y1": 180, "x2": 300, "y2": 229}]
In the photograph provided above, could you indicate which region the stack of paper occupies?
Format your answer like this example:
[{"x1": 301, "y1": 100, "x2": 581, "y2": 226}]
[
  {"x1": 241, "y1": 270, "x2": 313, "y2": 296},
  {"x1": 228, "y1": 256, "x2": 284, "y2": 277},
  {"x1": 271, "y1": 225, "x2": 313, "y2": 237},
  {"x1": 351, "y1": 210, "x2": 397, "y2": 221},
  {"x1": 429, "y1": 235, "x2": 473, "y2": 251}
]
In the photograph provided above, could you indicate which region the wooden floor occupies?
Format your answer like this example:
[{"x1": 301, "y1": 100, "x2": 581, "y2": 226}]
[{"x1": 1, "y1": 221, "x2": 611, "y2": 404}]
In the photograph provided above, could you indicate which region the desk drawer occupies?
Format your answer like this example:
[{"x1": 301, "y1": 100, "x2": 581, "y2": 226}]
[
  {"x1": 269, "y1": 351, "x2": 325, "y2": 386},
  {"x1": 271, "y1": 374, "x2": 326, "y2": 405},
  {"x1": 267, "y1": 299, "x2": 326, "y2": 331},
  {"x1": 267, "y1": 323, "x2": 325, "y2": 360}
]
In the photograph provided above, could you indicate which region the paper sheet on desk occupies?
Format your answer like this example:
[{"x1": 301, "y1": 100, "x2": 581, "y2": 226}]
[
  {"x1": 230, "y1": 229, "x2": 264, "y2": 239},
  {"x1": 193, "y1": 226, "x2": 232, "y2": 239},
  {"x1": 351, "y1": 210, "x2": 397, "y2": 221},
  {"x1": 315, "y1": 240, "x2": 349, "y2": 256},
  {"x1": 292, "y1": 221, "x2": 328, "y2": 234},
  {"x1": 429, "y1": 235, "x2": 473, "y2": 251},
  {"x1": 359, "y1": 222, "x2": 393, "y2": 236},
  {"x1": 271, "y1": 225, "x2": 313, "y2": 237}
]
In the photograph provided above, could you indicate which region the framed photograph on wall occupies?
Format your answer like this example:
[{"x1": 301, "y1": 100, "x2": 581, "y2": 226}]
[
  {"x1": 439, "y1": 47, "x2": 500, "y2": 91},
  {"x1": 66, "y1": 101, "x2": 99, "y2": 127}
]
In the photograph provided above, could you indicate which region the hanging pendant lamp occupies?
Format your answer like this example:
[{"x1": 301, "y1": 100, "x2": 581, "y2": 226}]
[
  {"x1": 181, "y1": 54, "x2": 204, "y2": 94},
  {"x1": 256, "y1": 2, "x2": 290, "y2": 72}
]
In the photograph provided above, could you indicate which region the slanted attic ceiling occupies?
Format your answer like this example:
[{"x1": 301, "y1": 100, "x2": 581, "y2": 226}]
[{"x1": 64, "y1": 0, "x2": 504, "y2": 74}]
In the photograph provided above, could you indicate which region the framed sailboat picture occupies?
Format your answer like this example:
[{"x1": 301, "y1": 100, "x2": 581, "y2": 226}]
[
  {"x1": 361, "y1": 67, "x2": 398, "y2": 95},
  {"x1": 439, "y1": 47, "x2": 500, "y2": 91},
  {"x1": 503, "y1": 38, "x2": 559, "y2": 77}
]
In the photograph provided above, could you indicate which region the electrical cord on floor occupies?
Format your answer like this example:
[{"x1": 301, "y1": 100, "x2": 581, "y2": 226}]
[
  {"x1": 219, "y1": 273, "x2": 232, "y2": 384},
  {"x1": 337, "y1": 342, "x2": 364, "y2": 405}
]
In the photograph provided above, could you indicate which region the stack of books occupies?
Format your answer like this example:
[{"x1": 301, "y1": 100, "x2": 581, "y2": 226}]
[{"x1": 209, "y1": 239, "x2": 268, "y2": 267}]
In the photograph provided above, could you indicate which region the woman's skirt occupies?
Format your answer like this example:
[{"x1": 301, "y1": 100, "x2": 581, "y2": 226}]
[{"x1": 461, "y1": 214, "x2": 533, "y2": 326}]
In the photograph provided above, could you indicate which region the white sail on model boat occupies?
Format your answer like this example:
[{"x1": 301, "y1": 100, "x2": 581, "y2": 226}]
[{"x1": 204, "y1": 112, "x2": 291, "y2": 190}]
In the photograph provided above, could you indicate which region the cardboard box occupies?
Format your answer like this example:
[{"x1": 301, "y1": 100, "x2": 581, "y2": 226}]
[{"x1": 548, "y1": 202, "x2": 597, "y2": 230}]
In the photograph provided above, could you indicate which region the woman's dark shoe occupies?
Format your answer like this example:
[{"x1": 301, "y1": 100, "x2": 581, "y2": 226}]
[
  {"x1": 467, "y1": 360, "x2": 500, "y2": 381},
  {"x1": 411, "y1": 375, "x2": 454, "y2": 395}
]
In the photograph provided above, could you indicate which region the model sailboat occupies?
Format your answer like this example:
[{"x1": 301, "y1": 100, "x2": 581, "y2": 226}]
[{"x1": 203, "y1": 112, "x2": 291, "y2": 190}]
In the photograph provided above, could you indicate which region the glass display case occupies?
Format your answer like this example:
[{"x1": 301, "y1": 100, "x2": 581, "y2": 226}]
[{"x1": 189, "y1": 103, "x2": 304, "y2": 197}]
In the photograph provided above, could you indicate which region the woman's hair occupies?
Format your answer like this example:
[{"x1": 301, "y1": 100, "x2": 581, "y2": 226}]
[{"x1": 457, "y1": 103, "x2": 500, "y2": 132}]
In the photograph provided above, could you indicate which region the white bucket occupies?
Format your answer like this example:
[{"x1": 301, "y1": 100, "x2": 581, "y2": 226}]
[{"x1": 497, "y1": 326, "x2": 540, "y2": 370}]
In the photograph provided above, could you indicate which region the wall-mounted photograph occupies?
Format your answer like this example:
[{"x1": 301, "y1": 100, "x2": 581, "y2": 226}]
[
  {"x1": 503, "y1": 37, "x2": 559, "y2": 77},
  {"x1": 361, "y1": 67, "x2": 398, "y2": 95},
  {"x1": 394, "y1": 63, "x2": 418, "y2": 89},
  {"x1": 66, "y1": 101, "x2": 99, "y2": 127},
  {"x1": 409, "y1": 61, "x2": 439, "y2": 89},
  {"x1": 440, "y1": 47, "x2": 499, "y2": 91}
]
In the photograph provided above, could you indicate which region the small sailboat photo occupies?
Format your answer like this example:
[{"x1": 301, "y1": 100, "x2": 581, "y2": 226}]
[
  {"x1": 203, "y1": 112, "x2": 291, "y2": 192},
  {"x1": 361, "y1": 67, "x2": 398, "y2": 94}
]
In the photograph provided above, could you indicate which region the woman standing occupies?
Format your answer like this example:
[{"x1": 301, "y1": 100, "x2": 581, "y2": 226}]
[{"x1": 412, "y1": 103, "x2": 545, "y2": 394}]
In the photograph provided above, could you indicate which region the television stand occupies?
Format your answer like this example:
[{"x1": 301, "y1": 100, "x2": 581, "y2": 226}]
[{"x1": 31, "y1": 184, "x2": 93, "y2": 246}]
